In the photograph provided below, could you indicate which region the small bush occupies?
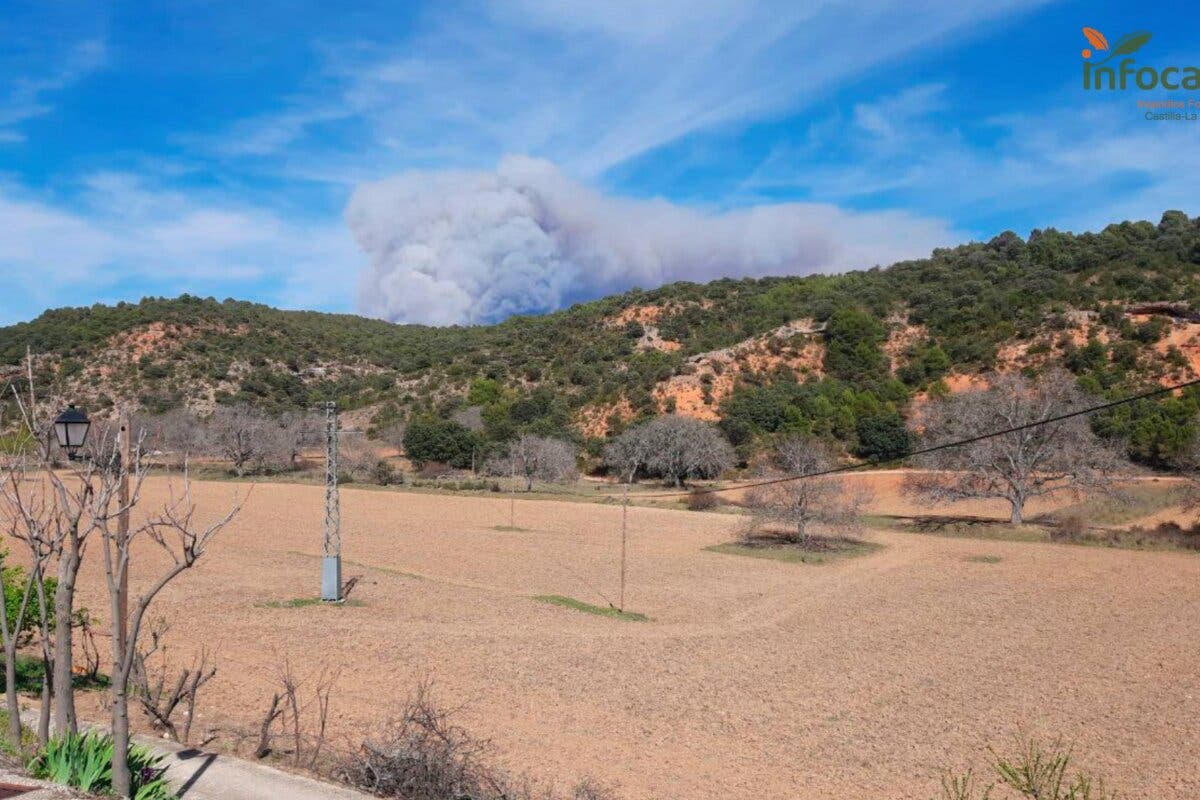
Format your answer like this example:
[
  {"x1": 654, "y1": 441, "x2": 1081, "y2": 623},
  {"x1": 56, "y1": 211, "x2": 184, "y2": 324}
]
[
  {"x1": 685, "y1": 489, "x2": 720, "y2": 511},
  {"x1": 418, "y1": 462, "x2": 453, "y2": 479},
  {"x1": 1049, "y1": 514, "x2": 1088, "y2": 542},
  {"x1": 336, "y1": 683, "x2": 614, "y2": 800},
  {"x1": 27, "y1": 730, "x2": 176, "y2": 800},
  {"x1": 937, "y1": 734, "x2": 1116, "y2": 800},
  {"x1": 372, "y1": 459, "x2": 398, "y2": 486}
]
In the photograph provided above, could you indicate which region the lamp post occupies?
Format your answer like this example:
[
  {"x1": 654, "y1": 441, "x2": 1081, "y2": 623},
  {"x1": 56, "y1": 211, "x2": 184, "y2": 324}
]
[
  {"x1": 53, "y1": 405, "x2": 129, "y2": 645},
  {"x1": 52, "y1": 405, "x2": 91, "y2": 461}
]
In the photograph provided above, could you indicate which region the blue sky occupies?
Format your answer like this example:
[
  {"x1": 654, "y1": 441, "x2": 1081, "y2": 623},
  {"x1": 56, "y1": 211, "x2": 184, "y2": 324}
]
[{"x1": 1, "y1": 1, "x2": 1197, "y2": 326}]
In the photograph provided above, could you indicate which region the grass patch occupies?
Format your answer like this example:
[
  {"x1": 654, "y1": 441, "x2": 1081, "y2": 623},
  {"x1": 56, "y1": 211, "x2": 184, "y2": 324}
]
[
  {"x1": 881, "y1": 515, "x2": 1048, "y2": 543},
  {"x1": 882, "y1": 512, "x2": 1200, "y2": 553},
  {"x1": 1050, "y1": 481, "x2": 1182, "y2": 525},
  {"x1": 706, "y1": 535, "x2": 881, "y2": 565},
  {"x1": 258, "y1": 597, "x2": 366, "y2": 608},
  {"x1": 964, "y1": 554, "x2": 1003, "y2": 564},
  {"x1": 492, "y1": 525, "x2": 531, "y2": 532},
  {"x1": 532, "y1": 595, "x2": 648, "y2": 622}
]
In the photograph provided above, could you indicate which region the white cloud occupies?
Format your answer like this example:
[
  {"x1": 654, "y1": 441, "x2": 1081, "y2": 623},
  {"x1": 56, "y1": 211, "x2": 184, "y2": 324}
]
[
  {"x1": 211, "y1": 0, "x2": 1050, "y2": 181},
  {"x1": 348, "y1": 155, "x2": 960, "y2": 326},
  {"x1": 0, "y1": 175, "x2": 358, "y2": 324}
]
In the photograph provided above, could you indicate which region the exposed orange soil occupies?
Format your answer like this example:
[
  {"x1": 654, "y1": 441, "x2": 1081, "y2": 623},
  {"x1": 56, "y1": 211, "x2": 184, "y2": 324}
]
[
  {"x1": 609, "y1": 304, "x2": 667, "y2": 327},
  {"x1": 1153, "y1": 317, "x2": 1200, "y2": 381},
  {"x1": 574, "y1": 397, "x2": 637, "y2": 438},
  {"x1": 51, "y1": 477, "x2": 1200, "y2": 799},
  {"x1": 653, "y1": 320, "x2": 825, "y2": 420},
  {"x1": 883, "y1": 317, "x2": 927, "y2": 372}
]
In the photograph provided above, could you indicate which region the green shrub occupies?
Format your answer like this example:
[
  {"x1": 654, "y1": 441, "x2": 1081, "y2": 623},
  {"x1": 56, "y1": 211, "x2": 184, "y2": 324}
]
[
  {"x1": 403, "y1": 418, "x2": 478, "y2": 468},
  {"x1": 2, "y1": 558, "x2": 57, "y2": 643},
  {"x1": 27, "y1": 730, "x2": 177, "y2": 800},
  {"x1": 855, "y1": 411, "x2": 913, "y2": 461}
]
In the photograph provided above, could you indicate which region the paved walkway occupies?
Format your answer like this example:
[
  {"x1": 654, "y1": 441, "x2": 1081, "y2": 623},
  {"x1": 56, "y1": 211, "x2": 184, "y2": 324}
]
[
  {"x1": 18, "y1": 708, "x2": 372, "y2": 800},
  {"x1": 151, "y1": 737, "x2": 370, "y2": 800}
]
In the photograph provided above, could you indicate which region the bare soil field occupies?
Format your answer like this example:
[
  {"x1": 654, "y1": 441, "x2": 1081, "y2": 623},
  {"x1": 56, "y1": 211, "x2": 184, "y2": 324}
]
[{"x1": 58, "y1": 476, "x2": 1200, "y2": 799}]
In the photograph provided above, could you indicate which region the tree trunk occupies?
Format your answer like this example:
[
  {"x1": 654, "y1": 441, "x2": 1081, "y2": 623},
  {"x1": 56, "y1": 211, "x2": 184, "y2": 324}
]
[
  {"x1": 34, "y1": 577, "x2": 53, "y2": 747},
  {"x1": 111, "y1": 678, "x2": 131, "y2": 797},
  {"x1": 38, "y1": 667, "x2": 51, "y2": 747},
  {"x1": 1009, "y1": 499, "x2": 1024, "y2": 525},
  {"x1": 5, "y1": 648, "x2": 20, "y2": 749},
  {"x1": 53, "y1": 542, "x2": 80, "y2": 736}
]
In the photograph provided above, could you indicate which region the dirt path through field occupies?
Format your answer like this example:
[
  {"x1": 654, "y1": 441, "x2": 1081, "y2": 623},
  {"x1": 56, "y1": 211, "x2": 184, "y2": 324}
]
[{"x1": 53, "y1": 478, "x2": 1200, "y2": 799}]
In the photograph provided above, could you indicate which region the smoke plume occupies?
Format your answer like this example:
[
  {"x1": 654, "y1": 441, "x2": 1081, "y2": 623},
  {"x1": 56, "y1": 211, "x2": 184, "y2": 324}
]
[{"x1": 347, "y1": 155, "x2": 954, "y2": 325}]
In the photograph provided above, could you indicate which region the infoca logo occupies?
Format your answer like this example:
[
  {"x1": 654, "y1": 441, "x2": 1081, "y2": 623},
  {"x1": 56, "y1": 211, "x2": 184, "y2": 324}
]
[{"x1": 1081, "y1": 27, "x2": 1200, "y2": 90}]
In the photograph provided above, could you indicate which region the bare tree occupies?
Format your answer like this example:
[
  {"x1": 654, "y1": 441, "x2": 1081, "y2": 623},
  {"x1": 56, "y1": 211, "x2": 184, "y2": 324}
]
[
  {"x1": 130, "y1": 619, "x2": 217, "y2": 745},
  {"x1": 746, "y1": 437, "x2": 869, "y2": 545},
  {"x1": 3, "y1": 356, "x2": 98, "y2": 738},
  {"x1": 492, "y1": 435, "x2": 578, "y2": 491},
  {"x1": 0, "y1": 457, "x2": 58, "y2": 750},
  {"x1": 98, "y1": 449, "x2": 242, "y2": 796},
  {"x1": 275, "y1": 409, "x2": 322, "y2": 470},
  {"x1": 606, "y1": 416, "x2": 735, "y2": 487},
  {"x1": 208, "y1": 405, "x2": 274, "y2": 476},
  {"x1": 603, "y1": 426, "x2": 655, "y2": 485},
  {"x1": 906, "y1": 370, "x2": 1126, "y2": 525},
  {"x1": 255, "y1": 658, "x2": 338, "y2": 769},
  {"x1": 133, "y1": 408, "x2": 210, "y2": 467},
  {"x1": 339, "y1": 437, "x2": 386, "y2": 483}
]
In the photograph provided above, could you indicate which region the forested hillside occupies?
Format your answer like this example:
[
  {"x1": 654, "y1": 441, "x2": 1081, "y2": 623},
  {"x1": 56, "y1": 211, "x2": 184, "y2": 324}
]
[{"x1": 4, "y1": 211, "x2": 1200, "y2": 466}]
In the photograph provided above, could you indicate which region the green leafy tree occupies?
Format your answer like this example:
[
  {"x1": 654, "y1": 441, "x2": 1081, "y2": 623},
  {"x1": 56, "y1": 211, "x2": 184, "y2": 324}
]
[
  {"x1": 402, "y1": 419, "x2": 478, "y2": 468},
  {"x1": 823, "y1": 309, "x2": 888, "y2": 384},
  {"x1": 855, "y1": 411, "x2": 913, "y2": 461}
]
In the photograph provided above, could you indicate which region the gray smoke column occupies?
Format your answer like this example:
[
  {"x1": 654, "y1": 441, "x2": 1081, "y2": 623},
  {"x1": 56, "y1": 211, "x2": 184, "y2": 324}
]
[{"x1": 347, "y1": 155, "x2": 954, "y2": 325}]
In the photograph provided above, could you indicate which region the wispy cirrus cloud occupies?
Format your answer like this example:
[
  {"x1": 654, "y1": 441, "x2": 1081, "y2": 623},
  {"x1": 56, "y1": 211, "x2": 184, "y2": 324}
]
[
  {"x1": 208, "y1": 0, "x2": 1052, "y2": 182},
  {"x1": 743, "y1": 82, "x2": 1200, "y2": 234},
  {"x1": 0, "y1": 38, "x2": 106, "y2": 143}
]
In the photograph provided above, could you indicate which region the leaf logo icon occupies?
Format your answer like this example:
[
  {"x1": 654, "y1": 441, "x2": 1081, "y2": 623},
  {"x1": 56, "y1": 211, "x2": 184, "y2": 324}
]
[
  {"x1": 1084, "y1": 30, "x2": 1153, "y2": 64},
  {"x1": 1083, "y1": 27, "x2": 1108, "y2": 51},
  {"x1": 1109, "y1": 31, "x2": 1152, "y2": 57}
]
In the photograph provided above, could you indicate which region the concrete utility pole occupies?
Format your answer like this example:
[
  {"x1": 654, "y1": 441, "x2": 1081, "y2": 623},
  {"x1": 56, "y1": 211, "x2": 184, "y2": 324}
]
[{"x1": 322, "y1": 401, "x2": 342, "y2": 602}]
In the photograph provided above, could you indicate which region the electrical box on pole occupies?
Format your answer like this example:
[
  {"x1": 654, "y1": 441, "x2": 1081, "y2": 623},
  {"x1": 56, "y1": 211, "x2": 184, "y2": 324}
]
[{"x1": 321, "y1": 400, "x2": 342, "y2": 602}]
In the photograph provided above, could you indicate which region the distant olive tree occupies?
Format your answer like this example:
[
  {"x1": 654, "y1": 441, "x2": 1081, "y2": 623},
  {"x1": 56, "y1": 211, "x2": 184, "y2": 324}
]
[
  {"x1": 606, "y1": 415, "x2": 735, "y2": 487},
  {"x1": 906, "y1": 370, "x2": 1126, "y2": 525},
  {"x1": 489, "y1": 435, "x2": 578, "y2": 491},
  {"x1": 209, "y1": 405, "x2": 273, "y2": 477},
  {"x1": 747, "y1": 437, "x2": 869, "y2": 544}
]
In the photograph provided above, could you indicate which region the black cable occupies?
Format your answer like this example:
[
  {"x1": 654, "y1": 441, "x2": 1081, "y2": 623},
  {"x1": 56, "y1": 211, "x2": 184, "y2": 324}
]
[{"x1": 623, "y1": 376, "x2": 1200, "y2": 500}]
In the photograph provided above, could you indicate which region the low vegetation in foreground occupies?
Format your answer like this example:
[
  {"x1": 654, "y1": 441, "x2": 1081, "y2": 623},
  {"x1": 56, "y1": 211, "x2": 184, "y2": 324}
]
[
  {"x1": 26, "y1": 730, "x2": 176, "y2": 800},
  {"x1": 707, "y1": 534, "x2": 881, "y2": 565},
  {"x1": 937, "y1": 735, "x2": 1116, "y2": 800},
  {"x1": 320, "y1": 680, "x2": 618, "y2": 800},
  {"x1": 258, "y1": 596, "x2": 366, "y2": 609},
  {"x1": 532, "y1": 595, "x2": 649, "y2": 622}
]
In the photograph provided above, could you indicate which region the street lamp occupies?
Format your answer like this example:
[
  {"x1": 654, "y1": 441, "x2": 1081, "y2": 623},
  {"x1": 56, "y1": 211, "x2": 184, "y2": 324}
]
[{"x1": 53, "y1": 404, "x2": 91, "y2": 460}]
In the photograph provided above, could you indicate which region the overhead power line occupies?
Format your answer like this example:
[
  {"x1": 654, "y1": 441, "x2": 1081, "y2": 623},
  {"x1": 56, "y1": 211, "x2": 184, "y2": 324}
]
[{"x1": 628, "y1": 376, "x2": 1200, "y2": 500}]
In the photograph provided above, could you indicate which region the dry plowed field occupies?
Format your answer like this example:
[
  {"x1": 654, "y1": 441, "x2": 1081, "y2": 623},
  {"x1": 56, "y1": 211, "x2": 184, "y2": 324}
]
[{"x1": 66, "y1": 477, "x2": 1200, "y2": 799}]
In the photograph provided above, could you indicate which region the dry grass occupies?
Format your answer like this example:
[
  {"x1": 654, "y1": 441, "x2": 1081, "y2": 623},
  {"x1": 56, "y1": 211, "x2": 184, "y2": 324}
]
[{"x1": 38, "y1": 475, "x2": 1200, "y2": 800}]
